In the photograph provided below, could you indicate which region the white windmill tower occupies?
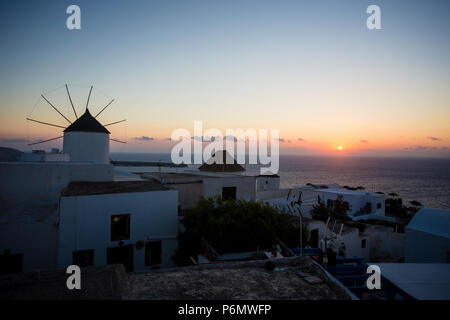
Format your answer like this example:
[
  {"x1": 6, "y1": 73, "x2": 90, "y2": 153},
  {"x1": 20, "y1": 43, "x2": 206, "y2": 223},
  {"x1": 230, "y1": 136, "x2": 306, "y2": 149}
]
[{"x1": 26, "y1": 85, "x2": 126, "y2": 162}]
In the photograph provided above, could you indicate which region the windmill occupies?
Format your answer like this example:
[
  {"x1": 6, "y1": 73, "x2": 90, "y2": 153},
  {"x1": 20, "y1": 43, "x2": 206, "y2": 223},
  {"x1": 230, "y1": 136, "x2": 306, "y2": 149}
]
[
  {"x1": 26, "y1": 85, "x2": 126, "y2": 162},
  {"x1": 285, "y1": 188, "x2": 319, "y2": 255}
]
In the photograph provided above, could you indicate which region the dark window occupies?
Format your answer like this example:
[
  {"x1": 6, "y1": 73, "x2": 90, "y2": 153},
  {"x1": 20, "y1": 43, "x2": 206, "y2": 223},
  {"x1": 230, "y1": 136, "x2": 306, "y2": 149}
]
[
  {"x1": 222, "y1": 187, "x2": 236, "y2": 200},
  {"x1": 361, "y1": 239, "x2": 367, "y2": 249},
  {"x1": 343, "y1": 201, "x2": 350, "y2": 211},
  {"x1": 327, "y1": 199, "x2": 333, "y2": 208},
  {"x1": 107, "y1": 245, "x2": 134, "y2": 272},
  {"x1": 365, "y1": 202, "x2": 372, "y2": 213},
  {"x1": 72, "y1": 249, "x2": 94, "y2": 267},
  {"x1": 111, "y1": 214, "x2": 130, "y2": 241},
  {"x1": 145, "y1": 240, "x2": 162, "y2": 266},
  {"x1": 0, "y1": 251, "x2": 23, "y2": 275},
  {"x1": 310, "y1": 229, "x2": 319, "y2": 248},
  {"x1": 377, "y1": 203, "x2": 382, "y2": 209}
]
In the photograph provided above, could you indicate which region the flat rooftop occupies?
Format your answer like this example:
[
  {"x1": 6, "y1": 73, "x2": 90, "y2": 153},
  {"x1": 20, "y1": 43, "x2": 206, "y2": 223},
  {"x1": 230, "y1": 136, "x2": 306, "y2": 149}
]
[
  {"x1": 318, "y1": 188, "x2": 382, "y2": 197},
  {"x1": 407, "y1": 208, "x2": 450, "y2": 238},
  {"x1": 61, "y1": 180, "x2": 170, "y2": 196},
  {"x1": 378, "y1": 263, "x2": 450, "y2": 300},
  {"x1": 129, "y1": 256, "x2": 353, "y2": 300}
]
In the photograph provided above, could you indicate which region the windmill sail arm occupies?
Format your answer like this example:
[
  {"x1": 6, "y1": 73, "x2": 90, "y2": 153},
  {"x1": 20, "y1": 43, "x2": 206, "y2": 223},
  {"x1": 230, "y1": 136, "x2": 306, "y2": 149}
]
[
  {"x1": 26, "y1": 118, "x2": 66, "y2": 129},
  {"x1": 110, "y1": 138, "x2": 126, "y2": 144},
  {"x1": 85, "y1": 86, "x2": 93, "y2": 110},
  {"x1": 28, "y1": 136, "x2": 63, "y2": 146},
  {"x1": 94, "y1": 99, "x2": 115, "y2": 118},
  {"x1": 104, "y1": 119, "x2": 126, "y2": 127},
  {"x1": 65, "y1": 84, "x2": 78, "y2": 119},
  {"x1": 41, "y1": 94, "x2": 72, "y2": 124}
]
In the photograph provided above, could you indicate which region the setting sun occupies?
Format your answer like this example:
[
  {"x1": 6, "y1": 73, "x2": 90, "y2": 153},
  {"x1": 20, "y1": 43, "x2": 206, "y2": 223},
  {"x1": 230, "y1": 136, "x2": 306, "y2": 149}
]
[{"x1": 337, "y1": 146, "x2": 343, "y2": 150}]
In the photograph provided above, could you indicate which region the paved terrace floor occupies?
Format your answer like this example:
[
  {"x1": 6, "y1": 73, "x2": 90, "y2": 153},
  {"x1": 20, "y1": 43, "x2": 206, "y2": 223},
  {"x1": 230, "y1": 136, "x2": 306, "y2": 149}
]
[{"x1": 129, "y1": 256, "x2": 353, "y2": 300}]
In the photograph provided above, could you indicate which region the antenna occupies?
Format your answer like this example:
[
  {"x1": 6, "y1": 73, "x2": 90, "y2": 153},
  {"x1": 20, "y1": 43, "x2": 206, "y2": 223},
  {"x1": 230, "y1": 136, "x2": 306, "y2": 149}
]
[{"x1": 65, "y1": 84, "x2": 78, "y2": 119}]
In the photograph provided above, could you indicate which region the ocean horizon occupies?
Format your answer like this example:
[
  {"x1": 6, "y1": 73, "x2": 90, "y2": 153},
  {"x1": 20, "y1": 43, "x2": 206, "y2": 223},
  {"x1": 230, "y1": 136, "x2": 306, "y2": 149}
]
[{"x1": 111, "y1": 153, "x2": 450, "y2": 210}]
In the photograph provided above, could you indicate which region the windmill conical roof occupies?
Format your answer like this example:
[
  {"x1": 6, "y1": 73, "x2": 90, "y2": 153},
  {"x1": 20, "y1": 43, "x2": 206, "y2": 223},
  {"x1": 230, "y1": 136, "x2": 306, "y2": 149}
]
[
  {"x1": 64, "y1": 109, "x2": 110, "y2": 134},
  {"x1": 199, "y1": 150, "x2": 245, "y2": 172}
]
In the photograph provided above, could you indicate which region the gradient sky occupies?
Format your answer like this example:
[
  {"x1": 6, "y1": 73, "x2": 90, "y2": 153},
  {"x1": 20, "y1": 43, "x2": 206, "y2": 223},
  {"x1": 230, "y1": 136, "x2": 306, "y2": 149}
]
[{"x1": 0, "y1": 0, "x2": 449, "y2": 157}]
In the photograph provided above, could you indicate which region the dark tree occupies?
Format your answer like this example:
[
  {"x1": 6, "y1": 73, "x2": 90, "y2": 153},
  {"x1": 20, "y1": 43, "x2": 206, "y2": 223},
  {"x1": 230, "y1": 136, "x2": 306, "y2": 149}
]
[{"x1": 173, "y1": 196, "x2": 307, "y2": 266}]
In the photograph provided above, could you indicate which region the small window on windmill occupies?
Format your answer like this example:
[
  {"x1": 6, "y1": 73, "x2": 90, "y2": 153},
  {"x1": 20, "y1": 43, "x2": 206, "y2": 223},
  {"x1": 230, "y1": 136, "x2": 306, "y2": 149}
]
[
  {"x1": 111, "y1": 214, "x2": 130, "y2": 241},
  {"x1": 377, "y1": 203, "x2": 382, "y2": 209},
  {"x1": 361, "y1": 239, "x2": 367, "y2": 249}
]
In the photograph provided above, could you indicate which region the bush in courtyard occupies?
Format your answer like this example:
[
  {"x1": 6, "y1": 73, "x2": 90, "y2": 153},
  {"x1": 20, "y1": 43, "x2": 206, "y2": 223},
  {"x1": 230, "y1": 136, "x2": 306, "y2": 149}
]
[{"x1": 173, "y1": 196, "x2": 308, "y2": 266}]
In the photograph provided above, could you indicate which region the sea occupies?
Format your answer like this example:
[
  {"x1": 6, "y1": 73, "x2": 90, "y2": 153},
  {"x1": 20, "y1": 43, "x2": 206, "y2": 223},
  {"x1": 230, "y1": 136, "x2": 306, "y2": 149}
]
[{"x1": 110, "y1": 153, "x2": 450, "y2": 210}]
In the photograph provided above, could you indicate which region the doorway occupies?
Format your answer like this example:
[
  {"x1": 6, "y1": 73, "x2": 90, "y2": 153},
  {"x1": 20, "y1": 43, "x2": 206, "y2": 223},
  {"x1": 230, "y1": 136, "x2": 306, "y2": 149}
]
[
  {"x1": 107, "y1": 245, "x2": 134, "y2": 272},
  {"x1": 310, "y1": 229, "x2": 319, "y2": 248}
]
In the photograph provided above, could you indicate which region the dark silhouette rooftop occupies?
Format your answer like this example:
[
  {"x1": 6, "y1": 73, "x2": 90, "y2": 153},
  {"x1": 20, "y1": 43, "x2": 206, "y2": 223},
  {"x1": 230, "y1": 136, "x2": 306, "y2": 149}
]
[{"x1": 64, "y1": 109, "x2": 110, "y2": 134}]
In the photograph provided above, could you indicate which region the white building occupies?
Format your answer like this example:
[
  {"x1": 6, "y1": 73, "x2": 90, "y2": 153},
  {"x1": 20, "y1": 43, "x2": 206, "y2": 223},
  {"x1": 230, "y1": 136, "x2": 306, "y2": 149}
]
[
  {"x1": 62, "y1": 108, "x2": 110, "y2": 163},
  {"x1": 58, "y1": 181, "x2": 178, "y2": 271},
  {"x1": 405, "y1": 208, "x2": 450, "y2": 263},
  {"x1": 297, "y1": 185, "x2": 387, "y2": 221},
  {"x1": 139, "y1": 151, "x2": 280, "y2": 214},
  {"x1": 0, "y1": 109, "x2": 179, "y2": 274},
  {"x1": 306, "y1": 219, "x2": 371, "y2": 260}
]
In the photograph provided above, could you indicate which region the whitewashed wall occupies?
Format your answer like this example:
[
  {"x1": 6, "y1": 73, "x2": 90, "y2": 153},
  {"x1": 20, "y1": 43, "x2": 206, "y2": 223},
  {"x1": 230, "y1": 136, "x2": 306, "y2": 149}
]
[
  {"x1": 0, "y1": 162, "x2": 113, "y2": 206},
  {"x1": 58, "y1": 189, "x2": 178, "y2": 271},
  {"x1": 202, "y1": 177, "x2": 257, "y2": 201},
  {"x1": 317, "y1": 191, "x2": 385, "y2": 218},
  {"x1": 63, "y1": 131, "x2": 109, "y2": 163},
  {"x1": 405, "y1": 229, "x2": 450, "y2": 263},
  {"x1": 306, "y1": 220, "x2": 370, "y2": 260},
  {"x1": 367, "y1": 225, "x2": 405, "y2": 261},
  {"x1": 0, "y1": 162, "x2": 114, "y2": 272}
]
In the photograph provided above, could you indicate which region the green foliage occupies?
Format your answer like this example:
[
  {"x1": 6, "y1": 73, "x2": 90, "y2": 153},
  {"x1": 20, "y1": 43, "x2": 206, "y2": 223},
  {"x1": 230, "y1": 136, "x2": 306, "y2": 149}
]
[
  {"x1": 385, "y1": 197, "x2": 417, "y2": 223},
  {"x1": 310, "y1": 201, "x2": 329, "y2": 221},
  {"x1": 173, "y1": 196, "x2": 307, "y2": 266}
]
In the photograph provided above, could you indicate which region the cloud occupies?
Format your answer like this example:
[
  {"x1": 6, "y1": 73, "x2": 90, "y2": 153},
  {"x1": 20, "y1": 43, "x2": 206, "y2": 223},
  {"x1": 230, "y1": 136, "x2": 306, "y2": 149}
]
[
  {"x1": 277, "y1": 138, "x2": 285, "y2": 143},
  {"x1": 133, "y1": 136, "x2": 154, "y2": 141},
  {"x1": 360, "y1": 140, "x2": 369, "y2": 143},
  {"x1": 427, "y1": 136, "x2": 442, "y2": 141},
  {"x1": 297, "y1": 138, "x2": 306, "y2": 142}
]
